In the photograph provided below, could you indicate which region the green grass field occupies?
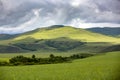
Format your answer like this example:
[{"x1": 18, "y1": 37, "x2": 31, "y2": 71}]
[
  {"x1": 0, "y1": 58, "x2": 9, "y2": 62},
  {"x1": 0, "y1": 51, "x2": 120, "y2": 80}
]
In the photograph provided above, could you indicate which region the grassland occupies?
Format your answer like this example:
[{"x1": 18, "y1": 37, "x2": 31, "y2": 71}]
[
  {"x1": 0, "y1": 58, "x2": 9, "y2": 62},
  {"x1": 0, "y1": 51, "x2": 120, "y2": 80}
]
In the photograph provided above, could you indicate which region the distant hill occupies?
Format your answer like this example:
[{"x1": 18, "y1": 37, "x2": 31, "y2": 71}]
[
  {"x1": 86, "y1": 27, "x2": 120, "y2": 37},
  {"x1": 0, "y1": 34, "x2": 18, "y2": 40}
]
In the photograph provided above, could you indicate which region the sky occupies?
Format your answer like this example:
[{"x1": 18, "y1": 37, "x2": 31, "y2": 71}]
[{"x1": 0, "y1": 0, "x2": 120, "y2": 34}]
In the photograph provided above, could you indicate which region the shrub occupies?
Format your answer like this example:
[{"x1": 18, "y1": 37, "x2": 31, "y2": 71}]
[
  {"x1": 8, "y1": 53, "x2": 94, "y2": 66},
  {"x1": 70, "y1": 53, "x2": 94, "y2": 59},
  {"x1": 32, "y1": 55, "x2": 36, "y2": 58},
  {"x1": 9, "y1": 55, "x2": 30, "y2": 65},
  {"x1": 0, "y1": 61, "x2": 9, "y2": 66}
]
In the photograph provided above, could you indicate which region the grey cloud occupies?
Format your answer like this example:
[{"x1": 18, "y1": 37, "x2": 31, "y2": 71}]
[
  {"x1": 76, "y1": 0, "x2": 120, "y2": 23},
  {"x1": 94, "y1": 0, "x2": 120, "y2": 13},
  {"x1": 0, "y1": 0, "x2": 41, "y2": 26},
  {"x1": 0, "y1": 0, "x2": 120, "y2": 34}
]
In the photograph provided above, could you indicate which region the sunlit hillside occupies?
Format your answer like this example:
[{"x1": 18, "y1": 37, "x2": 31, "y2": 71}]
[{"x1": 14, "y1": 26, "x2": 120, "y2": 43}]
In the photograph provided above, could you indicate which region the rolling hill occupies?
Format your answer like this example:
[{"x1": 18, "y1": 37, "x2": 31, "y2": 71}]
[
  {"x1": 0, "y1": 26, "x2": 120, "y2": 53},
  {"x1": 14, "y1": 26, "x2": 120, "y2": 43}
]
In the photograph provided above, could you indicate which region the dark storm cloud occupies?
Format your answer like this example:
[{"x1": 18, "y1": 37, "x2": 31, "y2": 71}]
[{"x1": 0, "y1": 0, "x2": 120, "y2": 34}]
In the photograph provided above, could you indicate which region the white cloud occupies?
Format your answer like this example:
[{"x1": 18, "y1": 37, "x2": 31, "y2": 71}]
[
  {"x1": 70, "y1": 0, "x2": 88, "y2": 7},
  {"x1": 69, "y1": 18, "x2": 120, "y2": 28}
]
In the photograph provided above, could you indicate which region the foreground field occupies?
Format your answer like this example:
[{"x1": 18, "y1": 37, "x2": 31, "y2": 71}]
[{"x1": 0, "y1": 51, "x2": 120, "y2": 80}]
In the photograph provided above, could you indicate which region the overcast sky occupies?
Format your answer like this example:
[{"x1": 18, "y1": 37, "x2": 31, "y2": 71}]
[{"x1": 0, "y1": 0, "x2": 120, "y2": 34}]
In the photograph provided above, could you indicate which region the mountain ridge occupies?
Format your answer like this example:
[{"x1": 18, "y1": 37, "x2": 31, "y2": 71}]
[{"x1": 87, "y1": 27, "x2": 120, "y2": 37}]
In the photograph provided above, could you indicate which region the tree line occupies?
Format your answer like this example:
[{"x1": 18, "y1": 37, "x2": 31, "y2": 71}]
[{"x1": 0, "y1": 53, "x2": 94, "y2": 66}]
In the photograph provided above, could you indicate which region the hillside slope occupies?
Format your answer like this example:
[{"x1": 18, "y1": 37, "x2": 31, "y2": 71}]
[{"x1": 14, "y1": 26, "x2": 120, "y2": 43}]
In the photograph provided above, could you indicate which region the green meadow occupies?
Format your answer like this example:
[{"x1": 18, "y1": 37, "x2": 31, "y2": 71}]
[{"x1": 0, "y1": 51, "x2": 120, "y2": 80}]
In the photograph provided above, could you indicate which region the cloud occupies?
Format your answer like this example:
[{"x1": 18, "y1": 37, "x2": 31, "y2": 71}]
[
  {"x1": 70, "y1": 0, "x2": 88, "y2": 7},
  {"x1": 0, "y1": 9, "x2": 41, "y2": 34},
  {"x1": 0, "y1": 0, "x2": 120, "y2": 34},
  {"x1": 69, "y1": 18, "x2": 120, "y2": 28}
]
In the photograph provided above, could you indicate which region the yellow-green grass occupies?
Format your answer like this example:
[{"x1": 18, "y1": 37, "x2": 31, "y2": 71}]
[
  {"x1": 0, "y1": 51, "x2": 120, "y2": 80},
  {"x1": 0, "y1": 58, "x2": 9, "y2": 62},
  {"x1": 14, "y1": 26, "x2": 120, "y2": 43}
]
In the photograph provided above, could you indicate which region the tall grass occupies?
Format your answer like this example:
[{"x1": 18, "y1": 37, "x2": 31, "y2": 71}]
[{"x1": 0, "y1": 51, "x2": 120, "y2": 80}]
